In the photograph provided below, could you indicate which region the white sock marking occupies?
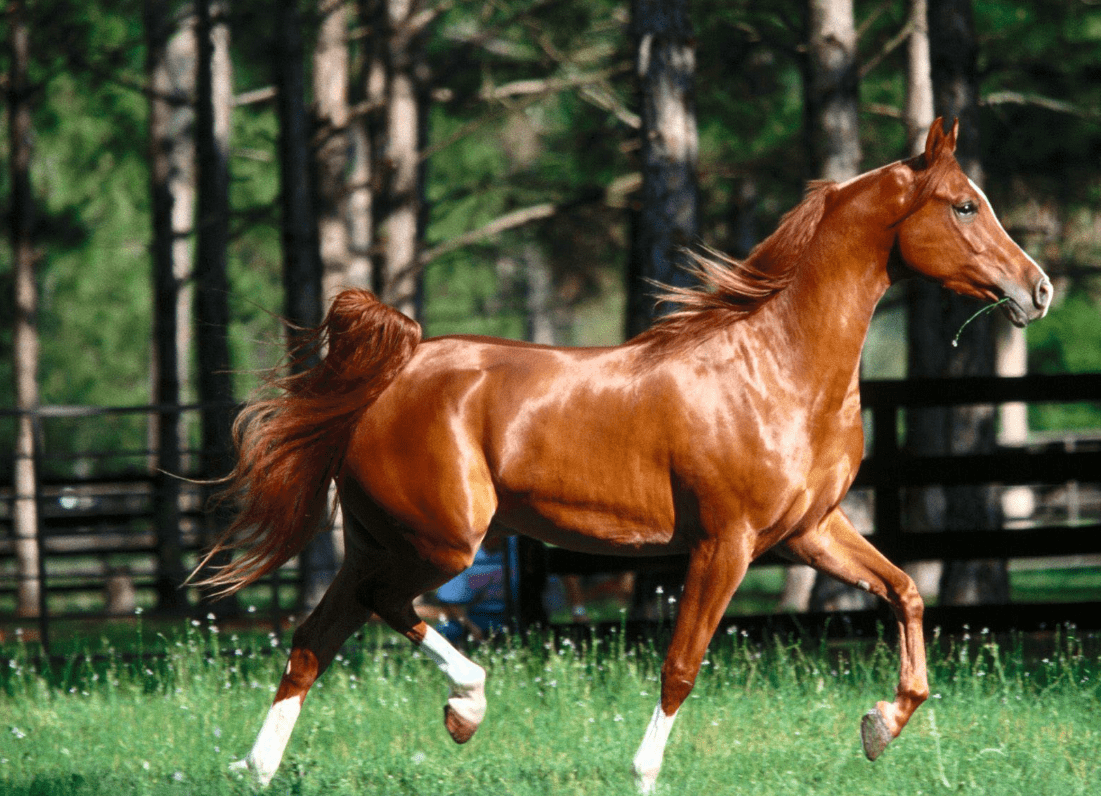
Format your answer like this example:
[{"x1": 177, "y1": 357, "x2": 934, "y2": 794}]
[
  {"x1": 420, "y1": 625, "x2": 487, "y2": 725},
  {"x1": 235, "y1": 696, "x2": 302, "y2": 787},
  {"x1": 633, "y1": 705, "x2": 679, "y2": 795}
]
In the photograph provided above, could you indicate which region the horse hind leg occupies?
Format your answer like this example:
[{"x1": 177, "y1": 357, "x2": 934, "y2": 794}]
[
  {"x1": 232, "y1": 561, "x2": 373, "y2": 786},
  {"x1": 357, "y1": 549, "x2": 488, "y2": 745}
]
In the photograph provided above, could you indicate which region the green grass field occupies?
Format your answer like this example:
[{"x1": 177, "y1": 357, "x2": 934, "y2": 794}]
[{"x1": 2, "y1": 621, "x2": 1099, "y2": 795}]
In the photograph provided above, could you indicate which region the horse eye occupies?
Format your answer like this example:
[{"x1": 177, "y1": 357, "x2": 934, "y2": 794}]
[{"x1": 954, "y1": 201, "x2": 979, "y2": 220}]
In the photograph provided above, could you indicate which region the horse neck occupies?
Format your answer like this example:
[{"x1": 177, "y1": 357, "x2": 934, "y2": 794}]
[{"x1": 751, "y1": 191, "x2": 895, "y2": 397}]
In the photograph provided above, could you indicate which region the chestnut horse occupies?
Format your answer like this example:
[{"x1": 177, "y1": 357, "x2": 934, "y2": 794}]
[{"x1": 195, "y1": 120, "x2": 1051, "y2": 793}]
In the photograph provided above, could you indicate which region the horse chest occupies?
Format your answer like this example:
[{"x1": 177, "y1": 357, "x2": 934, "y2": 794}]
[{"x1": 673, "y1": 394, "x2": 862, "y2": 540}]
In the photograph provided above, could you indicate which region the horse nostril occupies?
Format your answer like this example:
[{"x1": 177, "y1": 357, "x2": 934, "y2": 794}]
[{"x1": 1034, "y1": 277, "x2": 1053, "y2": 311}]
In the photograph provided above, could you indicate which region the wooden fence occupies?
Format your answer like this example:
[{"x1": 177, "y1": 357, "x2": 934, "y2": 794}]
[{"x1": 2, "y1": 374, "x2": 1099, "y2": 652}]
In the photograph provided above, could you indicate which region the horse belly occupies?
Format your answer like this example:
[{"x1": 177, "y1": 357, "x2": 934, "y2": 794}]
[{"x1": 494, "y1": 491, "x2": 682, "y2": 556}]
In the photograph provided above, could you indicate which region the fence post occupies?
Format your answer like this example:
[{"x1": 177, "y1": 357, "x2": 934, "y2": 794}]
[
  {"x1": 31, "y1": 411, "x2": 50, "y2": 655},
  {"x1": 872, "y1": 400, "x2": 901, "y2": 557},
  {"x1": 153, "y1": 403, "x2": 187, "y2": 613}
]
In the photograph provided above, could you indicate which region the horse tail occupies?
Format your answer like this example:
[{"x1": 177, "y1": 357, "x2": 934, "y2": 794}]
[{"x1": 189, "y1": 289, "x2": 422, "y2": 597}]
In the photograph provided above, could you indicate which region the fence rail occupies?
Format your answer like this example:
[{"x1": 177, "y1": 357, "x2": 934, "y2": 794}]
[{"x1": 2, "y1": 374, "x2": 1100, "y2": 650}]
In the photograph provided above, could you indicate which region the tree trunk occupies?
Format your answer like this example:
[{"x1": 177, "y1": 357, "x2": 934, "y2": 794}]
[
  {"x1": 277, "y1": 0, "x2": 336, "y2": 610},
  {"x1": 898, "y1": 0, "x2": 943, "y2": 599},
  {"x1": 195, "y1": 0, "x2": 235, "y2": 474},
  {"x1": 277, "y1": 0, "x2": 322, "y2": 342},
  {"x1": 801, "y1": 0, "x2": 870, "y2": 612},
  {"x1": 803, "y1": 0, "x2": 861, "y2": 182},
  {"x1": 315, "y1": 0, "x2": 362, "y2": 306},
  {"x1": 904, "y1": 0, "x2": 934, "y2": 157},
  {"x1": 8, "y1": 0, "x2": 42, "y2": 619},
  {"x1": 524, "y1": 245, "x2": 560, "y2": 346},
  {"x1": 194, "y1": 0, "x2": 238, "y2": 611},
  {"x1": 625, "y1": 0, "x2": 699, "y2": 340},
  {"x1": 349, "y1": 0, "x2": 386, "y2": 296},
  {"x1": 909, "y1": 0, "x2": 1009, "y2": 607},
  {"x1": 146, "y1": 0, "x2": 188, "y2": 613},
  {"x1": 380, "y1": 0, "x2": 427, "y2": 319},
  {"x1": 168, "y1": 12, "x2": 199, "y2": 471}
]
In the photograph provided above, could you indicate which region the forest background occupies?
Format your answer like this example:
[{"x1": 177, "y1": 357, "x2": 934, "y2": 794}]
[{"x1": 3, "y1": 0, "x2": 1100, "y2": 457}]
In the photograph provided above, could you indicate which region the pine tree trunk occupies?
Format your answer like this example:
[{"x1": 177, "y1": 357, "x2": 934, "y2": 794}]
[
  {"x1": 146, "y1": 0, "x2": 187, "y2": 612},
  {"x1": 380, "y1": 0, "x2": 427, "y2": 319},
  {"x1": 168, "y1": 13, "x2": 198, "y2": 468},
  {"x1": 910, "y1": 0, "x2": 1009, "y2": 607},
  {"x1": 897, "y1": 0, "x2": 944, "y2": 599},
  {"x1": 803, "y1": 0, "x2": 861, "y2": 181},
  {"x1": 195, "y1": 0, "x2": 235, "y2": 473},
  {"x1": 194, "y1": 0, "x2": 238, "y2": 612},
  {"x1": 349, "y1": 0, "x2": 386, "y2": 296},
  {"x1": 625, "y1": 0, "x2": 699, "y2": 339},
  {"x1": 904, "y1": 0, "x2": 934, "y2": 157},
  {"x1": 8, "y1": 0, "x2": 42, "y2": 619},
  {"x1": 277, "y1": 0, "x2": 336, "y2": 610},
  {"x1": 277, "y1": 0, "x2": 322, "y2": 341},
  {"x1": 802, "y1": 0, "x2": 869, "y2": 612},
  {"x1": 315, "y1": 0, "x2": 358, "y2": 304}
]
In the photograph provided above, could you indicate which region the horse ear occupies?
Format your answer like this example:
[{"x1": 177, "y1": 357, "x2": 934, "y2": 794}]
[
  {"x1": 944, "y1": 118, "x2": 960, "y2": 153},
  {"x1": 923, "y1": 117, "x2": 959, "y2": 164}
]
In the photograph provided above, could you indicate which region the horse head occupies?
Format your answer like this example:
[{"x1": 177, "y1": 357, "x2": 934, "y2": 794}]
[{"x1": 891, "y1": 118, "x2": 1053, "y2": 327}]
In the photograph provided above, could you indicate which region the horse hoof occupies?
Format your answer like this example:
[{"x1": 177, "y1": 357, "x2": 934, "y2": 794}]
[
  {"x1": 229, "y1": 757, "x2": 272, "y2": 788},
  {"x1": 861, "y1": 708, "x2": 892, "y2": 761},
  {"x1": 444, "y1": 705, "x2": 479, "y2": 744}
]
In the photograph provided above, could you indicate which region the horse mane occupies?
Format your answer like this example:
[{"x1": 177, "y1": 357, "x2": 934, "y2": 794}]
[
  {"x1": 630, "y1": 141, "x2": 957, "y2": 356},
  {"x1": 632, "y1": 181, "x2": 834, "y2": 350}
]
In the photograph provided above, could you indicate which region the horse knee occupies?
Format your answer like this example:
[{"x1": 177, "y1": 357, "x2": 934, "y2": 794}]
[{"x1": 659, "y1": 660, "x2": 697, "y2": 714}]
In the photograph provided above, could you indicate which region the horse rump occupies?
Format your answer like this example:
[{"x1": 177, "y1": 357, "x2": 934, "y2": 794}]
[{"x1": 188, "y1": 289, "x2": 422, "y2": 596}]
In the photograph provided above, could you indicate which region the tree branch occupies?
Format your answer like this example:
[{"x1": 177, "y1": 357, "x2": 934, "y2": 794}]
[
  {"x1": 859, "y1": 17, "x2": 915, "y2": 80},
  {"x1": 983, "y1": 90, "x2": 1099, "y2": 120},
  {"x1": 418, "y1": 186, "x2": 608, "y2": 267},
  {"x1": 479, "y1": 66, "x2": 625, "y2": 102}
]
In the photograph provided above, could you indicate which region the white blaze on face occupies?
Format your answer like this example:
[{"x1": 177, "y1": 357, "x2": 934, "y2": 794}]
[{"x1": 967, "y1": 177, "x2": 1052, "y2": 291}]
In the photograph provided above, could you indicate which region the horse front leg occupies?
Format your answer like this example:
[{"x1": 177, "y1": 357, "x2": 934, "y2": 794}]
[
  {"x1": 783, "y1": 508, "x2": 929, "y2": 760},
  {"x1": 633, "y1": 539, "x2": 750, "y2": 794}
]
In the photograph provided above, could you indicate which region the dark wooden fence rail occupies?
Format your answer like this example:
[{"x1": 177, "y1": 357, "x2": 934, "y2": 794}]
[
  {"x1": 2, "y1": 375, "x2": 1099, "y2": 650},
  {"x1": 0, "y1": 403, "x2": 292, "y2": 652},
  {"x1": 525, "y1": 373, "x2": 1101, "y2": 636}
]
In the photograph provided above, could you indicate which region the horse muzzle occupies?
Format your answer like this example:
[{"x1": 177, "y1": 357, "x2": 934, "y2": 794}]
[{"x1": 1002, "y1": 275, "x2": 1053, "y2": 328}]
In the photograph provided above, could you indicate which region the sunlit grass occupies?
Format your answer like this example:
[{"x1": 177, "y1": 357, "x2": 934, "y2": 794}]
[{"x1": 1, "y1": 621, "x2": 1099, "y2": 795}]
